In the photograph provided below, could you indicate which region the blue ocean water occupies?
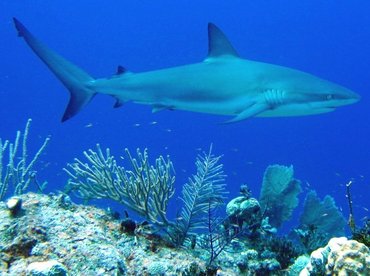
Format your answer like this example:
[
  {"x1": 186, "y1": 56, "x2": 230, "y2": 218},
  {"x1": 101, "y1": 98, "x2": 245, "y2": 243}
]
[{"x1": 1, "y1": 1, "x2": 369, "y2": 232}]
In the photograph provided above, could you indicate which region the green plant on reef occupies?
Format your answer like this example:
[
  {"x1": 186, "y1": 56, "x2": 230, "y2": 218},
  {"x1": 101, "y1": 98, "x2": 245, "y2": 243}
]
[
  {"x1": 259, "y1": 235, "x2": 301, "y2": 270},
  {"x1": 344, "y1": 180, "x2": 370, "y2": 246},
  {"x1": 293, "y1": 224, "x2": 329, "y2": 253},
  {"x1": 0, "y1": 119, "x2": 50, "y2": 200},
  {"x1": 352, "y1": 219, "x2": 370, "y2": 247}
]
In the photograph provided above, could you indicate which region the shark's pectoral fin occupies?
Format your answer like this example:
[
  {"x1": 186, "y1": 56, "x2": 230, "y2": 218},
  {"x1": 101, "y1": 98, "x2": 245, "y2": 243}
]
[
  {"x1": 152, "y1": 104, "x2": 174, "y2": 113},
  {"x1": 223, "y1": 102, "x2": 269, "y2": 124}
]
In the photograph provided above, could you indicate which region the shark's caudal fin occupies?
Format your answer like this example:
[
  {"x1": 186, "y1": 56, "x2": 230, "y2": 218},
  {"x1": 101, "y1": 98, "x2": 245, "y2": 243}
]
[{"x1": 13, "y1": 18, "x2": 95, "y2": 122}]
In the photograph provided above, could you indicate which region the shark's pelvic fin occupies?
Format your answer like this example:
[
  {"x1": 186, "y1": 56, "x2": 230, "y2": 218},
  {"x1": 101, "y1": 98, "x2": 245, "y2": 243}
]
[
  {"x1": 13, "y1": 18, "x2": 96, "y2": 122},
  {"x1": 113, "y1": 98, "x2": 125, "y2": 108},
  {"x1": 207, "y1": 23, "x2": 239, "y2": 58},
  {"x1": 224, "y1": 102, "x2": 270, "y2": 123}
]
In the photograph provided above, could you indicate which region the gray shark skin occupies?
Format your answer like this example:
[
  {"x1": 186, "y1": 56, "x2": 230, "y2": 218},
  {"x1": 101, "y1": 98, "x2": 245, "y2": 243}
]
[{"x1": 13, "y1": 18, "x2": 360, "y2": 122}]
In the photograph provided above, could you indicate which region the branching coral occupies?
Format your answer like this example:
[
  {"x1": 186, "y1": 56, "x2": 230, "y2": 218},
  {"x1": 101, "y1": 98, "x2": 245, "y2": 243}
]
[
  {"x1": 0, "y1": 119, "x2": 50, "y2": 200},
  {"x1": 64, "y1": 144, "x2": 175, "y2": 226}
]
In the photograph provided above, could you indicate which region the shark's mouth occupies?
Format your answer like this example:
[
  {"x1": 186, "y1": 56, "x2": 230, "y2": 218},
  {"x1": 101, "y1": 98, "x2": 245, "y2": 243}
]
[
  {"x1": 320, "y1": 107, "x2": 336, "y2": 112},
  {"x1": 257, "y1": 103, "x2": 337, "y2": 117}
]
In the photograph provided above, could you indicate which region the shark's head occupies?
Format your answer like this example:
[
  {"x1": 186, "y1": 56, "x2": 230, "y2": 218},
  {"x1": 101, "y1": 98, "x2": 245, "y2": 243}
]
[
  {"x1": 261, "y1": 73, "x2": 361, "y2": 117},
  {"x1": 294, "y1": 79, "x2": 361, "y2": 114}
]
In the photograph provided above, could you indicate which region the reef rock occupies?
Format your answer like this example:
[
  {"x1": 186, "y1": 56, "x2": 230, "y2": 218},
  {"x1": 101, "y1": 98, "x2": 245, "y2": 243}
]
[
  {"x1": 0, "y1": 193, "x2": 241, "y2": 275},
  {"x1": 226, "y1": 196, "x2": 261, "y2": 225},
  {"x1": 27, "y1": 260, "x2": 68, "y2": 276}
]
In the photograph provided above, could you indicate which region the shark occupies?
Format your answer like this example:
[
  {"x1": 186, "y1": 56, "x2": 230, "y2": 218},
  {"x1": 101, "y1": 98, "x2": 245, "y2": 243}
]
[{"x1": 13, "y1": 18, "x2": 360, "y2": 123}]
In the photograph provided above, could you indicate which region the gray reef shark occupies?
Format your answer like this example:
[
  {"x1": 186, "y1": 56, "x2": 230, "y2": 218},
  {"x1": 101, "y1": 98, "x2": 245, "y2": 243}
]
[{"x1": 13, "y1": 18, "x2": 360, "y2": 123}]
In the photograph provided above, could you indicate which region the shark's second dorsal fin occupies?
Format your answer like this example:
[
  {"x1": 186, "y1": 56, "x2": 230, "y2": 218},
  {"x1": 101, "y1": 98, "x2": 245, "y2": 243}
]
[{"x1": 207, "y1": 23, "x2": 239, "y2": 59}]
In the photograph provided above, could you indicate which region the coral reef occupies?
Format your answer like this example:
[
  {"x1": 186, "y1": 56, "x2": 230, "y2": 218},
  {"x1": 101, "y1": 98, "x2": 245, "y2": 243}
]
[
  {"x1": 1, "y1": 120, "x2": 362, "y2": 275},
  {"x1": 288, "y1": 255, "x2": 310, "y2": 276},
  {"x1": 65, "y1": 145, "x2": 230, "y2": 263},
  {"x1": 235, "y1": 249, "x2": 281, "y2": 274}
]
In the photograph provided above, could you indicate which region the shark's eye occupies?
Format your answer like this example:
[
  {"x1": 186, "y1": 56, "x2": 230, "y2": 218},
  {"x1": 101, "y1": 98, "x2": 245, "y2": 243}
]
[{"x1": 326, "y1": 94, "x2": 333, "y2": 100}]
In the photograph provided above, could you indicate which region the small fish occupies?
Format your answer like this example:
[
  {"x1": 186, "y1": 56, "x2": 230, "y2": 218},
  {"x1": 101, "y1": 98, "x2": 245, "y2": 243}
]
[
  {"x1": 84, "y1": 123, "x2": 93, "y2": 128},
  {"x1": 149, "y1": 121, "x2": 158, "y2": 125},
  {"x1": 133, "y1": 123, "x2": 141, "y2": 127}
]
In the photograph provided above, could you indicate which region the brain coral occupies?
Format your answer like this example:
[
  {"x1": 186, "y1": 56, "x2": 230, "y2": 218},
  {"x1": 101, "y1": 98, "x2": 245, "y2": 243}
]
[
  {"x1": 300, "y1": 237, "x2": 370, "y2": 275},
  {"x1": 326, "y1": 238, "x2": 370, "y2": 275}
]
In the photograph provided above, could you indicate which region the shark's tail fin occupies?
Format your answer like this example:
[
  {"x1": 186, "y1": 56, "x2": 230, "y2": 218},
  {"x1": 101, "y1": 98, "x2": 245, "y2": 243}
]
[{"x1": 13, "y1": 18, "x2": 95, "y2": 122}]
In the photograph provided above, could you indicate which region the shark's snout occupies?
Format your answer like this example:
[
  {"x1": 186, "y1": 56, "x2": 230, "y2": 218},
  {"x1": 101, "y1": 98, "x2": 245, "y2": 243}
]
[
  {"x1": 334, "y1": 87, "x2": 361, "y2": 106},
  {"x1": 349, "y1": 90, "x2": 361, "y2": 103}
]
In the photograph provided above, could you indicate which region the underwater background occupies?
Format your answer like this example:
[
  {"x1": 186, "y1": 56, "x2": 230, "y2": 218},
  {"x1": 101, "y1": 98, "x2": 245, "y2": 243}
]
[{"x1": 1, "y1": 1, "x2": 369, "y2": 232}]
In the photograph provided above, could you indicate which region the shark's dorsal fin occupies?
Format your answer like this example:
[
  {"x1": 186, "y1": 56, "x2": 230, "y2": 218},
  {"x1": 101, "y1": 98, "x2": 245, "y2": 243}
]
[
  {"x1": 207, "y1": 23, "x2": 239, "y2": 58},
  {"x1": 116, "y1": 65, "x2": 126, "y2": 75}
]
